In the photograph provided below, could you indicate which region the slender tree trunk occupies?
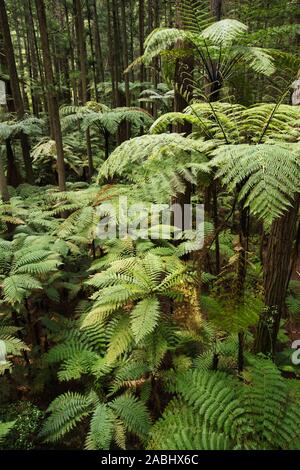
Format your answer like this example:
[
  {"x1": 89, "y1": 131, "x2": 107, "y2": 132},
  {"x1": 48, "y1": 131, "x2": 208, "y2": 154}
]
[
  {"x1": 171, "y1": 0, "x2": 195, "y2": 231},
  {"x1": 25, "y1": 12, "x2": 40, "y2": 116},
  {"x1": 112, "y1": 0, "x2": 126, "y2": 144},
  {"x1": 6, "y1": 139, "x2": 22, "y2": 187},
  {"x1": 120, "y1": 0, "x2": 131, "y2": 140},
  {"x1": 64, "y1": 0, "x2": 78, "y2": 105},
  {"x1": 92, "y1": 0, "x2": 105, "y2": 83},
  {"x1": 35, "y1": 0, "x2": 66, "y2": 191},
  {"x1": 27, "y1": 0, "x2": 48, "y2": 117},
  {"x1": 129, "y1": 0, "x2": 135, "y2": 83},
  {"x1": 74, "y1": 0, "x2": 94, "y2": 180},
  {"x1": 120, "y1": 0, "x2": 130, "y2": 108},
  {"x1": 74, "y1": 0, "x2": 88, "y2": 104},
  {"x1": 106, "y1": 0, "x2": 116, "y2": 107},
  {"x1": 210, "y1": 0, "x2": 222, "y2": 21},
  {"x1": 86, "y1": 0, "x2": 99, "y2": 101},
  {"x1": 139, "y1": 0, "x2": 145, "y2": 86},
  {"x1": 0, "y1": 150, "x2": 9, "y2": 202},
  {"x1": 0, "y1": 0, "x2": 34, "y2": 184},
  {"x1": 14, "y1": 16, "x2": 30, "y2": 111}
]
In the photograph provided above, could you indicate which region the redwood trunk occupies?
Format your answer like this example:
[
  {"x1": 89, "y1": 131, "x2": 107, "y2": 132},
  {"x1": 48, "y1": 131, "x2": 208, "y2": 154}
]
[
  {"x1": 35, "y1": 0, "x2": 66, "y2": 191},
  {"x1": 0, "y1": 0, "x2": 34, "y2": 184},
  {"x1": 254, "y1": 194, "x2": 300, "y2": 355}
]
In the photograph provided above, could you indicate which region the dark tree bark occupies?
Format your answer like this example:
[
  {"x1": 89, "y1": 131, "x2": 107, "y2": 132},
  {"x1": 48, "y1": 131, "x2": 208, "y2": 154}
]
[
  {"x1": 73, "y1": 0, "x2": 94, "y2": 180},
  {"x1": 6, "y1": 139, "x2": 22, "y2": 187},
  {"x1": 0, "y1": 0, "x2": 34, "y2": 184},
  {"x1": 24, "y1": 5, "x2": 40, "y2": 116},
  {"x1": 254, "y1": 195, "x2": 300, "y2": 355},
  {"x1": 73, "y1": 0, "x2": 88, "y2": 104},
  {"x1": 120, "y1": 0, "x2": 130, "y2": 108},
  {"x1": 35, "y1": 0, "x2": 66, "y2": 191},
  {"x1": 120, "y1": 0, "x2": 131, "y2": 140},
  {"x1": 92, "y1": 0, "x2": 105, "y2": 83},
  {"x1": 27, "y1": 0, "x2": 48, "y2": 116},
  {"x1": 86, "y1": 0, "x2": 99, "y2": 101},
  {"x1": 210, "y1": 0, "x2": 222, "y2": 21},
  {"x1": 106, "y1": 0, "x2": 116, "y2": 107},
  {"x1": 139, "y1": 0, "x2": 145, "y2": 85},
  {"x1": 112, "y1": 0, "x2": 126, "y2": 144},
  {"x1": 14, "y1": 16, "x2": 30, "y2": 111},
  {"x1": 0, "y1": 150, "x2": 10, "y2": 202},
  {"x1": 64, "y1": 0, "x2": 78, "y2": 105},
  {"x1": 171, "y1": 0, "x2": 195, "y2": 223}
]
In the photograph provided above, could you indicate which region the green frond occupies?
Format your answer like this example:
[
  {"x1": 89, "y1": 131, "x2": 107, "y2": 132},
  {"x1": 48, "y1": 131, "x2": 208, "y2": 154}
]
[
  {"x1": 3, "y1": 274, "x2": 42, "y2": 304},
  {"x1": 40, "y1": 392, "x2": 93, "y2": 442},
  {"x1": 106, "y1": 315, "x2": 133, "y2": 363},
  {"x1": 143, "y1": 28, "x2": 187, "y2": 65},
  {"x1": 211, "y1": 143, "x2": 300, "y2": 223},
  {"x1": 99, "y1": 133, "x2": 212, "y2": 182},
  {"x1": 149, "y1": 112, "x2": 201, "y2": 134},
  {"x1": 89, "y1": 403, "x2": 115, "y2": 450},
  {"x1": 130, "y1": 297, "x2": 160, "y2": 343},
  {"x1": 202, "y1": 19, "x2": 248, "y2": 46},
  {"x1": 109, "y1": 394, "x2": 150, "y2": 439}
]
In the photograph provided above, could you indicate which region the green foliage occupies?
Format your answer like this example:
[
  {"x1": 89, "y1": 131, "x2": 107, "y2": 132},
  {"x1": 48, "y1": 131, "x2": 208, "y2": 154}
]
[
  {"x1": 0, "y1": 402, "x2": 44, "y2": 450},
  {"x1": 211, "y1": 143, "x2": 300, "y2": 223},
  {"x1": 60, "y1": 102, "x2": 154, "y2": 136},
  {"x1": 0, "y1": 421, "x2": 15, "y2": 443},
  {"x1": 0, "y1": 235, "x2": 62, "y2": 305},
  {"x1": 136, "y1": 2, "x2": 276, "y2": 95},
  {"x1": 41, "y1": 390, "x2": 150, "y2": 450},
  {"x1": 149, "y1": 358, "x2": 300, "y2": 450},
  {"x1": 40, "y1": 392, "x2": 93, "y2": 442}
]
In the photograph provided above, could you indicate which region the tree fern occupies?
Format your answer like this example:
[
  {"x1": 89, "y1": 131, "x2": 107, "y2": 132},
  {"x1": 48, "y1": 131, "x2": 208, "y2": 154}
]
[
  {"x1": 149, "y1": 358, "x2": 300, "y2": 449},
  {"x1": 211, "y1": 143, "x2": 300, "y2": 223},
  {"x1": 40, "y1": 392, "x2": 94, "y2": 442}
]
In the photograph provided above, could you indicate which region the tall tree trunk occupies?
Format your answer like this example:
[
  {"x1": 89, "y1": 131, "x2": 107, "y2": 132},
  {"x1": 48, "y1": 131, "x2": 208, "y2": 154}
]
[
  {"x1": 27, "y1": 0, "x2": 48, "y2": 117},
  {"x1": 254, "y1": 195, "x2": 300, "y2": 355},
  {"x1": 6, "y1": 139, "x2": 22, "y2": 187},
  {"x1": 86, "y1": 0, "x2": 99, "y2": 101},
  {"x1": 112, "y1": 0, "x2": 126, "y2": 144},
  {"x1": 74, "y1": 0, "x2": 94, "y2": 180},
  {"x1": 172, "y1": 0, "x2": 194, "y2": 227},
  {"x1": 25, "y1": 9, "x2": 40, "y2": 116},
  {"x1": 0, "y1": 150, "x2": 9, "y2": 202},
  {"x1": 106, "y1": 0, "x2": 116, "y2": 107},
  {"x1": 74, "y1": 0, "x2": 88, "y2": 104},
  {"x1": 14, "y1": 16, "x2": 30, "y2": 111},
  {"x1": 35, "y1": 0, "x2": 66, "y2": 191},
  {"x1": 0, "y1": 0, "x2": 34, "y2": 184},
  {"x1": 64, "y1": 0, "x2": 78, "y2": 105},
  {"x1": 139, "y1": 0, "x2": 145, "y2": 86},
  {"x1": 210, "y1": 0, "x2": 222, "y2": 21},
  {"x1": 92, "y1": 0, "x2": 105, "y2": 83},
  {"x1": 120, "y1": 0, "x2": 131, "y2": 140}
]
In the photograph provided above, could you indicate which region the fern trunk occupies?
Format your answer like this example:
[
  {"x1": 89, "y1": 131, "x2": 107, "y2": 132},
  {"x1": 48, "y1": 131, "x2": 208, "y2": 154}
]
[{"x1": 254, "y1": 194, "x2": 300, "y2": 355}]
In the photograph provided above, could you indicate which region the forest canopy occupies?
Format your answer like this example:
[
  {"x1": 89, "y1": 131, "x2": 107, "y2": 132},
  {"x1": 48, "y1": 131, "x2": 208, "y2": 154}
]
[{"x1": 1, "y1": 0, "x2": 300, "y2": 452}]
